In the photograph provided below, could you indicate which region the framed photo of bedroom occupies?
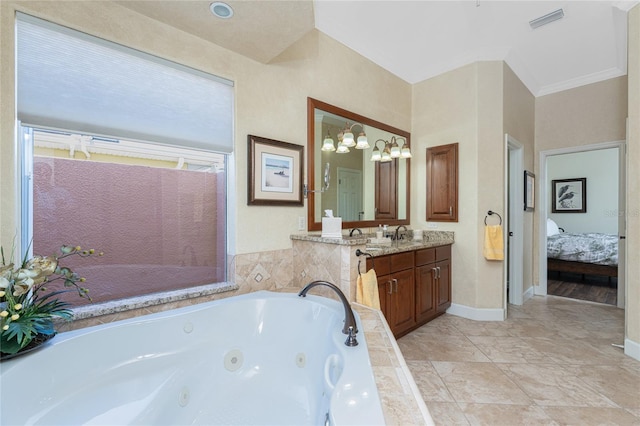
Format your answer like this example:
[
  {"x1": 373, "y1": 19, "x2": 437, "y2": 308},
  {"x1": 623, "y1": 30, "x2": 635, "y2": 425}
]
[{"x1": 551, "y1": 177, "x2": 587, "y2": 213}]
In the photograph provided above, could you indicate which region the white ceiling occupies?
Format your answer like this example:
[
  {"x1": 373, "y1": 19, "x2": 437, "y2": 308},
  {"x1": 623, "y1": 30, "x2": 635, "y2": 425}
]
[{"x1": 118, "y1": 0, "x2": 638, "y2": 97}]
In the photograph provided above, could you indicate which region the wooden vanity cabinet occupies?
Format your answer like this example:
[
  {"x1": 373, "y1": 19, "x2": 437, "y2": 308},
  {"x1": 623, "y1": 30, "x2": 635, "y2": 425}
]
[
  {"x1": 367, "y1": 252, "x2": 415, "y2": 336},
  {"x1": 416, "y1": 245, "x2": 451, "y2": 323},
  {"x1": 369, "y1": 244, "x2": 452, "y2": 337}
]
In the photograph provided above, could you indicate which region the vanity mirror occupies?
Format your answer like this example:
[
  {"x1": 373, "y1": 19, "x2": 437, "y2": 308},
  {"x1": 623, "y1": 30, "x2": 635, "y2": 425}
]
[{"x1": 306, "y1": 97, "x2": 411, "y2": 231}]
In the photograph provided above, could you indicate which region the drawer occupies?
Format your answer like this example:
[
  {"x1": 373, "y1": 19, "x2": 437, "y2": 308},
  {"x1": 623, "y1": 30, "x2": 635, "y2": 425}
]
[
  {"x1": 390, "y1": 251, "x2": 414, "y2": 272},
  {"x1": 436, "y1": 245, "x2": 451, "y2": 260},
  {"x1": 415, "y1": 248, "x2": 435, "y2": 266},
  {"x1": 368, "y1": 255, "x2": 390, "y2": 276}
]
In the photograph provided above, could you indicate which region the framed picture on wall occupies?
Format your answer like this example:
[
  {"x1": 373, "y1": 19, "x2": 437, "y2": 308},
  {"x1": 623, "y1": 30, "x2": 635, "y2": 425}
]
[
  {"x1": 524, "y1": 170, "x2": 535, "y2": 211},
  {"x1": 247, "y1": 135, "x2": 304, "y2": 206},
  {"x1": 551, "y1": 177, "x2": 587, "y2": 213}
]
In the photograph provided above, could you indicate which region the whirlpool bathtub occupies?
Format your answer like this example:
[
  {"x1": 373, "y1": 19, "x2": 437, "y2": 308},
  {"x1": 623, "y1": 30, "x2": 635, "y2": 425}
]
[{"x1": 0, "y1": 291, "x2": 384, "y2": 425}]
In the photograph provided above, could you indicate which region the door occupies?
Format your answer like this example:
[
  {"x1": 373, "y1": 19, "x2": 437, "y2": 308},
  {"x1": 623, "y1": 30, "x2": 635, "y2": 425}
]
[
  {"x1": 506, "y1": 134, "x2": 524, "y2": 308},
  {"x1": 337, "y1": 168, "x2": 362, "y2": 221}
]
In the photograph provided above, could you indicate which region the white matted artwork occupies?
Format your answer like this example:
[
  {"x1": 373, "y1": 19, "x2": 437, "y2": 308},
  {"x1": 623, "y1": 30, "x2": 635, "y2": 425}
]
[{"x1": 248, "y1": 135, "x2": 303, "y2": 206}]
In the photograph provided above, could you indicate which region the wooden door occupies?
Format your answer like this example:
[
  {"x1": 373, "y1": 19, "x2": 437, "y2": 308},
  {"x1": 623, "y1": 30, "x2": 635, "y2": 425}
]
[
  {"x1": 389, "y1": 268, "x2": 415, "y2": 336},
  {"x1": 415, "y1": 264, "x2": 437, "y2": 323},
  {"x1": 436, "y1": 259, "x2": 451, "y2": 313},
  {"x1": 426, "y1": 143, "x2": 458, "y2": 221},
  {"x1": 375, "y1": 160, "x2": 397, "y2": 220}
]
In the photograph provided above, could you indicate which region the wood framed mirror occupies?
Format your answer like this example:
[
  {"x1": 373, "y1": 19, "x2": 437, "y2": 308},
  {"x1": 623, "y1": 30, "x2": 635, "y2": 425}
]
[{"x1": 307, "y1": 97, "x2": 411, "y2": 231}]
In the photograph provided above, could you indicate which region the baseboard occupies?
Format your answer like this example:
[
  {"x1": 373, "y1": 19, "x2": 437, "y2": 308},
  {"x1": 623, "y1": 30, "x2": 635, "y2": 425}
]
[
  {"x1": 446, "y1": 303, "x2": 505, "y2": 321},
  {"x1": 624, "y1": 338, "x2": 640, "y2": 362},
  {"x1": 523, "y1": 286, "x2": 534, "y2": 302}
]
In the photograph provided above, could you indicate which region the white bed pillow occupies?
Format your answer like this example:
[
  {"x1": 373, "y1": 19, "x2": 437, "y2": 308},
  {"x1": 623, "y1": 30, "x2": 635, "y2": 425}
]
[{"x1": 547, "y1": 218, "x2": 560, "y2": 236}]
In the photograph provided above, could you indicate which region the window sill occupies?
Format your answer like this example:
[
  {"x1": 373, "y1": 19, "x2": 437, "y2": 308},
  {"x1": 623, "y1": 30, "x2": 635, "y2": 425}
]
[{"x1": 69, "y1": 282, "x2": 239, "y2": 321}]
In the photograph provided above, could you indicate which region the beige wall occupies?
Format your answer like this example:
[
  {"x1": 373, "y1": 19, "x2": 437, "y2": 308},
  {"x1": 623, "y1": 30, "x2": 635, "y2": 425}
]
[
  {"x1": 0, "y1": 1, "x2": 411, "y2": 258},
  {"x1": 411, "y1": 63, "x2": 480, "y2": 308},
  {"x1": 503, "y1": 64, "x2": 536, "y2": 294},
  {"x1": 627, "y1": 5, "x2": 639, "y2": 349},
  {"x1": 412, "y1": 61, "x2": 518, "y2": 311}
]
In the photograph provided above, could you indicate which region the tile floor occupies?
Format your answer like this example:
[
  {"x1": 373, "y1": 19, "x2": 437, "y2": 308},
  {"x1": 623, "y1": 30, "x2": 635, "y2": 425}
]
[{"x1": 397, "y1": 295, "x2": 640, "y2": 425}]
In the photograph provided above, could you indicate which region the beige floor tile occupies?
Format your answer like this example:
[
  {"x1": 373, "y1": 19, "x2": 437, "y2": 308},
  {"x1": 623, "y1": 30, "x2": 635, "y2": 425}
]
[
  {"x1": 458, "y1": 403, "x2": 558, "y2": 426},
  {"x1": 425, "y1": 402, "x2": 470, "y2": 425},
  {"x1": 542, "y1": 406, "x2": 640, "y2": 425},
  {"x1": 406, "y1": 361, "x2": 455, "y2": 403},
  {"x1": 466, "y1": 335, "x2": 546, "y2": 363},
  {"x1": 564, "y1": 364, "x2": 640, "y2": 408},
  {"x1": 496, "y1": 363, "x2": 618, "y2": 407},
  {"x1": 432, "y1": 361, "x2": 532, "y2": 405},
  {"x1": 399, "y1": 334, "x2": 491, "y2": 362},
  {"x1": 403, "y1": 296, "x2": 640, "y2": 426}
]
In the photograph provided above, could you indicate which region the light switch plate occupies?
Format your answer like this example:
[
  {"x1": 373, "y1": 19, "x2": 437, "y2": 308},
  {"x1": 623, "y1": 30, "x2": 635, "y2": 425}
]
[
  {"x1": 298, "y1": 216, "x2": 306, "y2": 230},
  {"x1": 427, "y1": 222, "x2": 438, "y2": 229}
]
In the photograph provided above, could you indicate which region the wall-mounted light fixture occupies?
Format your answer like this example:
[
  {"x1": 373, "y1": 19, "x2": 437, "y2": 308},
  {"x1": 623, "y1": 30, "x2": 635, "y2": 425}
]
[
  {"x1": 321, "y1": 130, "x2": 336, "y2": 151},
  {"x1": 370, "y1": 136, "x2": 411, "y2": 162},
  {"x1": 332, "y1": 122, "x2": 368, "y2": 151}
]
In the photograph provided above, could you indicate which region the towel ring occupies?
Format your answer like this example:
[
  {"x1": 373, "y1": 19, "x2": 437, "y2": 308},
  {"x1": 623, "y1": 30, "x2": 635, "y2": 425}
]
[
  {"x1": 485, "y1": 210, "x2": 502, "y2": 225},
  {"x1": 355, "y1": 249, "x2": 374, "y2": 276}
]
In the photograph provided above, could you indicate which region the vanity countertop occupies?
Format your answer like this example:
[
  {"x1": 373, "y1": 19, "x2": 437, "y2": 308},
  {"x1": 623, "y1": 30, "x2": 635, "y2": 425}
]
[{"x1": 291, "y1": 231, "x2": 454, "y2": 256}]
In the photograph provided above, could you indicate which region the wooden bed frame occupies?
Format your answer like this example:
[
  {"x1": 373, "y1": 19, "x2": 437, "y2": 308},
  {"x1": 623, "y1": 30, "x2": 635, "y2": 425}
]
[{"x1": 547, "y1": 258, "x2": 618, "y2": 280}]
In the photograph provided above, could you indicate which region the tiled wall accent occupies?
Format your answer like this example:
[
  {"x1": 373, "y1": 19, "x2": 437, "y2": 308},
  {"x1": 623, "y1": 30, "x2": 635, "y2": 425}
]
[
  {"x1": 59, "y1": 248, "x2": 295, "y2": 333},
  {"x1": 231, "y1": 249, "x2": 294, "y2": 294},
  {"x1": 291, "y1": 239, "x2": 364, "y2": 301}
]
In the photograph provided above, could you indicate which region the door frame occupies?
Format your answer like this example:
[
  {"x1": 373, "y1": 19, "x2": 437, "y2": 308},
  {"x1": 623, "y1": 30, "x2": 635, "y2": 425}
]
[
  {"x1": 505, "y1": 134, "x2": 524, "y2": 309},
  {"x1": 537, "y1": 140, "x2": 626, "y2": 308}
]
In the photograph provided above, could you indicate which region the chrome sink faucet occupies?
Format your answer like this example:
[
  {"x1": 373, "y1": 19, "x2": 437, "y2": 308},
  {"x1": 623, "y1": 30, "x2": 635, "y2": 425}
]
[
  {"x1": 349, "y1": 228, "x2": 362, "y2": 237},
  {"x1": 298, "y1": 280, "x2": 358, "y2": 347}
]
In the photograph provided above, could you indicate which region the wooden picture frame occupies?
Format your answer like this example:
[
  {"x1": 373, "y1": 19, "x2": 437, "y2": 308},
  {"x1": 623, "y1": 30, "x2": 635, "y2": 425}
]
[
  {"x1": 524, "y1": 170, "x2": 535, "y2": 212},
  {"x1": 247, "y1": 135, "x2": 304, "y2": 206},
  {"x1": 551, "y1": 177, "x2": 587, "y2": 213}
]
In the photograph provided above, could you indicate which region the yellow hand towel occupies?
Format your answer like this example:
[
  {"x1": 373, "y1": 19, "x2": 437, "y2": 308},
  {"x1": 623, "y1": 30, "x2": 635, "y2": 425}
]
[
  {"x1": 356, "y1": 269, "x2": 381, "y2": 309},
  {"x1": 483, "y1": 225, "x2": 504, "y2": 261}
]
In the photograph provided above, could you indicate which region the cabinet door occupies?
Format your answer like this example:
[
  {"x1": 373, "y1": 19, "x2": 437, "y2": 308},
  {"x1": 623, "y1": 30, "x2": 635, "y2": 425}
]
[
  {"x1": 376, "y1": 273, "x2": 391, "y2": 318},
  {"x1": 388, "y1": 268, "x2": 415, "y2": 336},
  {"x1": 436, "y1": 259, "x2": 451, "y2": 313},
  {"x1": 415, "y1": 264, "x2": 437, "y2": 323},
  {"x1": 375, "y1": 160, "x2": 397, "y2": 220},
  {"x1": 426, "y1": 143, "x2": 458, "y2": 222}
]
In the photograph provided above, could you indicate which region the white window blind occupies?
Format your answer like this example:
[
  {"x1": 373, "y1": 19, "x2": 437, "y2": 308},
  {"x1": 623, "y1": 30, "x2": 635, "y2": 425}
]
[{"x1": 16, "y1": 13, "x2": 234, "y2": 153}]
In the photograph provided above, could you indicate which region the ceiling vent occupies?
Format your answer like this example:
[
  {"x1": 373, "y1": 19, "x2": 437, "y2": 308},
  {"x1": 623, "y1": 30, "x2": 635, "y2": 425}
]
[{"x1": 529, "y1": 8, "x2": 564, "y2": 29}]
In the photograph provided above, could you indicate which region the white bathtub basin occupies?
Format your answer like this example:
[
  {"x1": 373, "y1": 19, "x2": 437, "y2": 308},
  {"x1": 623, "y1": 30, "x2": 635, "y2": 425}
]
[{"x1": 0, "y1": 291, "x2": 384, "y2": 425}]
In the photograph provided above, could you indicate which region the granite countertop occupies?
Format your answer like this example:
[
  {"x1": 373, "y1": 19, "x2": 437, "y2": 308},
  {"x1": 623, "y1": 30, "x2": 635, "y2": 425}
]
[{"x1": 291, "y1": 231, "x2": 454, "y2": 257}]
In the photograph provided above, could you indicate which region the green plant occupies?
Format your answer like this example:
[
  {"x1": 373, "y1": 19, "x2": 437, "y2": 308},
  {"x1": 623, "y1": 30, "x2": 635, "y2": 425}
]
[{"x1": 0, "y1": 243, "x2": 103, "y2": 355}]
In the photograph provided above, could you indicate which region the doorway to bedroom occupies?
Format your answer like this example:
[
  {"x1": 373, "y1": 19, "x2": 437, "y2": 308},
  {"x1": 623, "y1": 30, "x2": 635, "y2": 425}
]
[{"x1": 540, "y1": 141, "x2": 626, "y2": 308}]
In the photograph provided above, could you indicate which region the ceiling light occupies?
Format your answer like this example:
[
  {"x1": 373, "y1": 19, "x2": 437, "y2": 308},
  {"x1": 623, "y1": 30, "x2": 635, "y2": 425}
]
[
  {"x1": 529, "y1": 8, "x2": 564, "y2": 29},
  {"x1": 210, "y1": 2, "x2": 234, "y2": 19}
]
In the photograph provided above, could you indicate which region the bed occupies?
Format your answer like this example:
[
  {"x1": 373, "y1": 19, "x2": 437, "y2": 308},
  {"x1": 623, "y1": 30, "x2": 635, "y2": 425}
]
[{"x1": 546, "y1": 219, "x2": 618, "y2": 281}]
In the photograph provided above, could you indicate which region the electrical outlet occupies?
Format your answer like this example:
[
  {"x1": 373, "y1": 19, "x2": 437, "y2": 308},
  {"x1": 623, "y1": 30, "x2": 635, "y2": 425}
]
[
  {"x1": 427, "y1": 222, "x2": 438, "y2": 229},
  {"x1": 298, "y1": 216, "x2": 306, "y2": 230}
]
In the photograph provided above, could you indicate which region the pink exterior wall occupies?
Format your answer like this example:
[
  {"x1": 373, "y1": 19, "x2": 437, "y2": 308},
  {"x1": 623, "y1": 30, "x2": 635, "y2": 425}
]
[{"x1": 33, "y1": 157, "x2": 225, "y2": 305}]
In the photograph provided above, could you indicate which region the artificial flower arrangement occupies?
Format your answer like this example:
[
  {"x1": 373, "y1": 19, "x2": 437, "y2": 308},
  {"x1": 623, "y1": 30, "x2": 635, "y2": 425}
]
[{"x1": 0, "y1": 243, "x2": 103, "y2": 356}]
